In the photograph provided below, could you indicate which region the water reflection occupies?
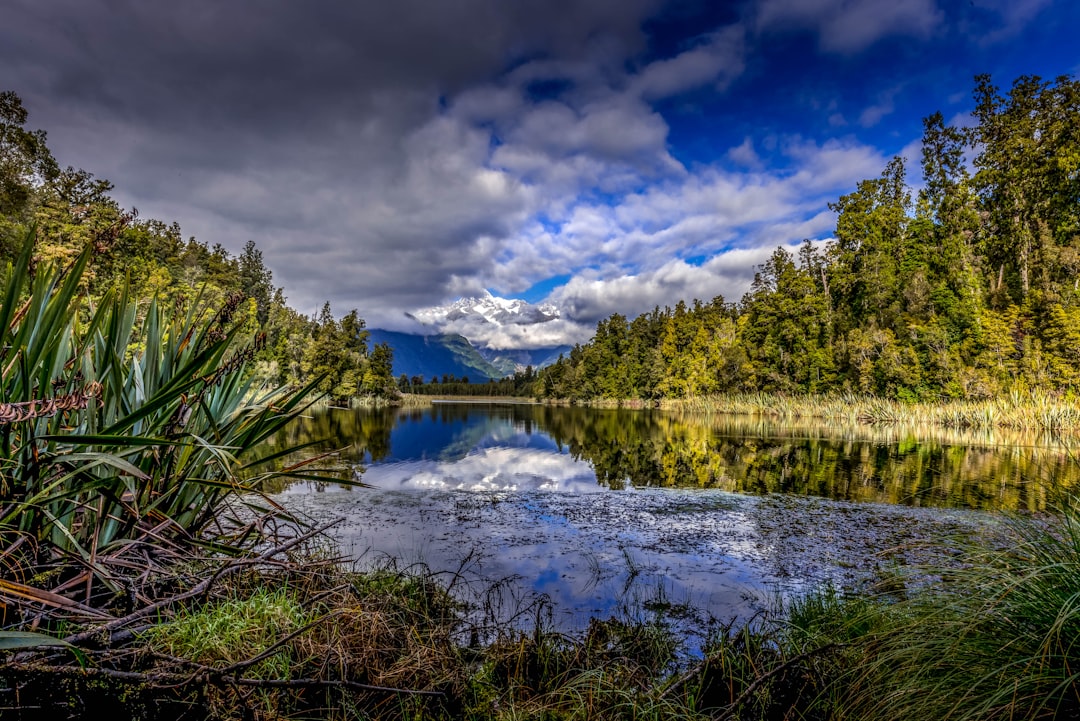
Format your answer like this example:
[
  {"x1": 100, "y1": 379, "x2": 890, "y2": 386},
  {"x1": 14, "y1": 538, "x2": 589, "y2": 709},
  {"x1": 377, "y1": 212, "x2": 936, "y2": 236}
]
[
  {"x1": 263, "y1": 403, "x2": 1080, "y2": 511},
  {"x1": 266, "y1": 403, "x2": 1061, "y2": 630}
]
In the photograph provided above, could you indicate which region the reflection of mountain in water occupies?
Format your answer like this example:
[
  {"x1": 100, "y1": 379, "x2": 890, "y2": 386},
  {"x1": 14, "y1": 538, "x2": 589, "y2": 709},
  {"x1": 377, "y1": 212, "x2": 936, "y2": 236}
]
[{"x1": 264, "y1": 404, "x2": 1080, "y2": 510}]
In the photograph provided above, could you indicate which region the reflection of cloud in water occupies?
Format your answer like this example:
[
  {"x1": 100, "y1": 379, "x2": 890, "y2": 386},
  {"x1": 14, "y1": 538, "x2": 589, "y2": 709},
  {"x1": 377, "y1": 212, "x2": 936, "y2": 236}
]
[
  {"x1": 276, "y1": 482, "x2": 990, "y2": 635},
  {"x1": 270, "y1": 405, "x2": 1002, "y2": 636},
  {"x1": 362, "y1": 447, "x2": 604, "y2": 493}
]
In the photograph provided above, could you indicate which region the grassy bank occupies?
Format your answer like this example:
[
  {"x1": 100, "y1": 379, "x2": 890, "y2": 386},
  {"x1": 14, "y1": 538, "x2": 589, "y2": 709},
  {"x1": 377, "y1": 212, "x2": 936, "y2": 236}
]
[{"x1": 4, "y1": 495, "x2": 1080, "y2": 720}]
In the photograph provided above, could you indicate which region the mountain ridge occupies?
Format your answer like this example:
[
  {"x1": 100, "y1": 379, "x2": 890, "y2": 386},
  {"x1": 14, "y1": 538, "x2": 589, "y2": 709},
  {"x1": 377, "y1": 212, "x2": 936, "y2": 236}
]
[{"x1": 368, "y1": 328, "x2": 569, "y2": 382}]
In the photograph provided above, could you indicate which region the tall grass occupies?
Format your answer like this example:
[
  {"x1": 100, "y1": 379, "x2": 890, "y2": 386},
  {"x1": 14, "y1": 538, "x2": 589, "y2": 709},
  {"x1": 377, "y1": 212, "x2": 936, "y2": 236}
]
[
  {"x1": 841, "y1": 497, "x2": 1080, "y2": 720},
  {"x1": 0, "y1": 230, "x2": 322, "y2": 601},
  {"x1": 667, "y1": 391, "x2": 1080, "y2": 431}
]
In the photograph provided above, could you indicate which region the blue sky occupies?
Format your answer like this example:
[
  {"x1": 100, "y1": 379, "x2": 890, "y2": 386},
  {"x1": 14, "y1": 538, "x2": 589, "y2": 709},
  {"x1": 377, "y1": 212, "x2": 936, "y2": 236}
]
[{"x1": 2, "y1": 0, "x2": 1078, "y2": 348}]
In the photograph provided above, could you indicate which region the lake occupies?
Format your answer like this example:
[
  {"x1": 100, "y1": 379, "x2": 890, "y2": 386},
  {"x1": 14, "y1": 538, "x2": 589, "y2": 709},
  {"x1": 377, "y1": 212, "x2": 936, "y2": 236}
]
[{"x1": 265, "y1": 402, "x2": 1078, "y2": 633}]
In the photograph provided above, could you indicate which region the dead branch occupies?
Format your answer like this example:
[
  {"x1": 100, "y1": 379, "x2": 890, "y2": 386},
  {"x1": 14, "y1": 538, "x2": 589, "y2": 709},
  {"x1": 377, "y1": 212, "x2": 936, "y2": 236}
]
[{"x1": 61, "y1": 517, "x2": 344, "y2": 647}]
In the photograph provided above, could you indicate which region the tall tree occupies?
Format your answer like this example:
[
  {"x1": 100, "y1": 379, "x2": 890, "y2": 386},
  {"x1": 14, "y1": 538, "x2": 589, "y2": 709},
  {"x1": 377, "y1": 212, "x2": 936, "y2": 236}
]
[{"x1": 238, "y1": 240, "x2": 275, "y2": 325}]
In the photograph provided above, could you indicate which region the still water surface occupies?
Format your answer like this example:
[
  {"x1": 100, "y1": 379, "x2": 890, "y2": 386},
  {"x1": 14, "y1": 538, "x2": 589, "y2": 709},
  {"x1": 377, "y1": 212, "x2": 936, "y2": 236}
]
[{"x1": 267, "y1": 402, "x2": 1078, "y2": 630}]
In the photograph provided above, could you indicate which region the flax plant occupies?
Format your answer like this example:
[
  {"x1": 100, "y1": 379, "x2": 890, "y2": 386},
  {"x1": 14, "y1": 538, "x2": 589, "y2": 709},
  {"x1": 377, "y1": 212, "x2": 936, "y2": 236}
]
[{"x1": 0, "y1": 231, "x2": 323, "y2": 597}]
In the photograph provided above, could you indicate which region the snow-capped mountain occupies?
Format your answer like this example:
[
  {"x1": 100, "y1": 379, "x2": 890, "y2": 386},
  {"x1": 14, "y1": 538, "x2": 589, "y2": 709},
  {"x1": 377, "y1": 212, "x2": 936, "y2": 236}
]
[
  {"x1": 410, "y1": 291, "x2": 560, "y2": 327},
  {"x1": 401, "y1": 291, "x2": 588, "y2": 354}
]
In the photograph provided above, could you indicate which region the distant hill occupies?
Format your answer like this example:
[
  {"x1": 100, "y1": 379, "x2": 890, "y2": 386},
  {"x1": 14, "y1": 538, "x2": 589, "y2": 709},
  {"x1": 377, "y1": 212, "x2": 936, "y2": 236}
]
[{"x1": 367, "y1": 329, "x2": 569, "y2": 382}]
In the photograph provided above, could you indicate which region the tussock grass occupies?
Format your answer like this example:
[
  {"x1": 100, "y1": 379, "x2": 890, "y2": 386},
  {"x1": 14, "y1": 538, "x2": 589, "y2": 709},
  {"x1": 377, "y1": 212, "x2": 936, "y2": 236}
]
[{"x1": 841, "y1": 498, "x2": 1080, "y2": 720}]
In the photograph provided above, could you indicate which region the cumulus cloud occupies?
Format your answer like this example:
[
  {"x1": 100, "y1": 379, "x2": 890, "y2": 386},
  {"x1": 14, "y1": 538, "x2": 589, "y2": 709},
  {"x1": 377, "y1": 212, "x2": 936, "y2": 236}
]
[
  {"x1": 549, "y1": 252, "x2": 769, "y2": 323},
  {"x1": 409, "y1": 137, "x2": 884, "y2": 346},
  {"x1": 524, "y1": 139, "x2": 881, "y2": 325},
  {"x1": 4, "y1": 0, "x2": 1029, "y2": 351}
]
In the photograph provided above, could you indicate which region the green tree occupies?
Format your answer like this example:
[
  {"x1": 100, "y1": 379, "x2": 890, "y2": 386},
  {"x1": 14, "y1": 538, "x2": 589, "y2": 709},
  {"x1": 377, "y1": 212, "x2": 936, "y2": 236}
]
[
  {"x1": 0, "y1": 90, "x2": 57, "y2": 235},
  {"x1": 362, "y1": 342, "x2": 397, "y2": 398},
  {"x1": 239, "y1": 239, "x2": 275, "y2": 325}
]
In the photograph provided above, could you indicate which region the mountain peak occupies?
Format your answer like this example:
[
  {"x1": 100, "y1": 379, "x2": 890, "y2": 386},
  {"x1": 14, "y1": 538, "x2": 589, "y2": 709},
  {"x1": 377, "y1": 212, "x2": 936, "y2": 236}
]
[{"x1": 412, "y1": 293, "x2": 560, "y2": 330}]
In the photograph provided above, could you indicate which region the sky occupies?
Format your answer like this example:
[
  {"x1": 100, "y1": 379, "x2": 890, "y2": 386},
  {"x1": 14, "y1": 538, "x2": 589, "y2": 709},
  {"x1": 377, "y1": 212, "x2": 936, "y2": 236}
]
[{"x1": 2, "y1": 0, "x2": 1079, "y2": 350}]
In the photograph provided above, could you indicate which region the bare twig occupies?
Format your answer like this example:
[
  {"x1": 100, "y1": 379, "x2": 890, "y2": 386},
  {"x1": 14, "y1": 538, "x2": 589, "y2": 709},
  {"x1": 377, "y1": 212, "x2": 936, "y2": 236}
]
[{"x1": 61, "y1": 517, "x2": 344, "y2": 646}]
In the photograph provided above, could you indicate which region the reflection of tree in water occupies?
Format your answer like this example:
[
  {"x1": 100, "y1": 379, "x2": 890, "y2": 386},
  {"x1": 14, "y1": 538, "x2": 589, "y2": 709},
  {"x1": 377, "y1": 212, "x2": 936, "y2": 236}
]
[
  {"x1": 254, "y1": 407, "x2": 395, "y2": 487},
  {"x1": 533, "y1": 408, "x2": 1080, "y2": 511},
  {"x1": 259, "y1": 404, "x2": 1079, "y2": 510}
]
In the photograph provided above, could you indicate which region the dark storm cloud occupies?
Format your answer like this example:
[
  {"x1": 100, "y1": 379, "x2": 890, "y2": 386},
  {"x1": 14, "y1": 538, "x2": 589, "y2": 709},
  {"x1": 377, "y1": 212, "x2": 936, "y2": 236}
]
[{"x1": 0, "y1": 0, "x2": 666, "y2": 319}]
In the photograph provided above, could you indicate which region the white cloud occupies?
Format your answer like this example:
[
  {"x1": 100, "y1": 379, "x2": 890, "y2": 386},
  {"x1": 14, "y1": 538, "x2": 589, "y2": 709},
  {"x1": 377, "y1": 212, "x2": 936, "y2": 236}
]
[
  {"x1": 549, "y1": 248, "x2": 786, "y2": 323},
  {"x1": 630, "y1": 25, "x2": 746, "y2": 99},
  {"x1": 407, "y1": 136, "x2": 886, "y2": 345},
  {"x1": 727, "y1": 137, "x2": 763, "y2": 169},
  {"x1": 967, "y1": 0, "x2": 1052, "y2": 45},
  {"x1": 858, "y1": 86, "x2": 902, "y2": 127},
  {"x1": 755, "y1": 0, "x2": 943, "y2": 53}
]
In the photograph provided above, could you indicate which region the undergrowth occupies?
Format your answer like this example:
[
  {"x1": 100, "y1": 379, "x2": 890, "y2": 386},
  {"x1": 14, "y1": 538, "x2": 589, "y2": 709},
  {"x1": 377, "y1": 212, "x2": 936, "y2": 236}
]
[{"x1": 7, "y1": 510, "x2": 1080, "y2": 721}]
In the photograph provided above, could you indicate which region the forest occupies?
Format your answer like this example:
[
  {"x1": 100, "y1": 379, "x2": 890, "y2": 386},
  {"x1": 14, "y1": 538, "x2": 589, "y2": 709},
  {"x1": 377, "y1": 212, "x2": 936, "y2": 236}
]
[
  {"x1": 0, "y1": 89, "x2": 397, "y2": 404},
  {"x1": 535, "y1": 75, "x2": 1080, "y2": 403}
]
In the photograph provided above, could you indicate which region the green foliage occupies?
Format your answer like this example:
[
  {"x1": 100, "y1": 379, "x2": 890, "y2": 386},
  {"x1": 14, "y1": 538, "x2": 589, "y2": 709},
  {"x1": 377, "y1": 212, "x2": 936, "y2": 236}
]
[
  {"x1": 0, "y1": 228, "x2": 323, "y2": 593},
  {"x1": 537, "y1": 74, "x2": 1080, "y2": 404},
  {"x1": 0, "y1": 90, "x2": 58, "y2": 226},
  {"x1": 142, "y1": 587, "x2": 311, "y2": 679},
  {"x1": 840, "y1": 496, "x2": 1080, "y2": 720}
]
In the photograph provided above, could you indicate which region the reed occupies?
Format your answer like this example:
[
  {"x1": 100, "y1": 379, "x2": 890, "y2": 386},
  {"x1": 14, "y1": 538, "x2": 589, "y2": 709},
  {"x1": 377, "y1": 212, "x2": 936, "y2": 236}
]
[
  {"x1": 838, "y1": 496, "x2": 1080, "y2": 720},
  {"x1": 664, "y1": 392, "x2": 1080, "y2": 431}
]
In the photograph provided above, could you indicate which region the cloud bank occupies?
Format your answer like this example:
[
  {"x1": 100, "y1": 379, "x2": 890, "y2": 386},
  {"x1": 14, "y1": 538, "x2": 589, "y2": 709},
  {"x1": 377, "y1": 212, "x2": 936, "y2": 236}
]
[{"x1": 1, "y1": 0, "x2": 1069, "y2": 347}]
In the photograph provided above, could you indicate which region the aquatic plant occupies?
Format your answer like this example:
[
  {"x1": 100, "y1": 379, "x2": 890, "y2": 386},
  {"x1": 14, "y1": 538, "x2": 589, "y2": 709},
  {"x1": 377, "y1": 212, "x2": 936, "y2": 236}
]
[{"x1": 662, "y1": 392, "x2": 1080, "y2": 432}]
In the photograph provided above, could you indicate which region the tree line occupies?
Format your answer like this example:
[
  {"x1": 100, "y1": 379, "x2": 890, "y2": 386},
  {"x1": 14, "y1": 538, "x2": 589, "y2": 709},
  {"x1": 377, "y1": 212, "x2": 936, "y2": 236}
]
[
  {"x1": 0, "y1": 90, "x2": 396, "y2": 404},
  {"x1": 535, "y1": 74, "x2": 1080, "y2": 402},
  {"x1": 400, "y1": 366, "x2": 537, "y2": 396}
]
